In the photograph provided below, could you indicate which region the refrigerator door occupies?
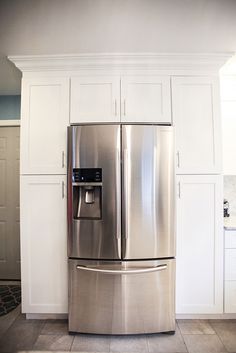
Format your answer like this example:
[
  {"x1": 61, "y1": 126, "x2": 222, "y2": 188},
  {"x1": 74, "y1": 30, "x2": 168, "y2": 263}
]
[
  {"x1": 68, "y1": 125, "x2": 121, "y2": 259},
  {"x1": 122, "y1": 125, "x2": 175, "y2": 259},
  {"x1": 68, "y1": 258, "x2": 175, "y2": 334}
]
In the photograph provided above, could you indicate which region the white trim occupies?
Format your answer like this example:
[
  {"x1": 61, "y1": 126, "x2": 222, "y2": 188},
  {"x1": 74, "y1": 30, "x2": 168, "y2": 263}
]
[
  {"x1": 26, "y1": 313, "x2": 236, "y2": 320},
  {"x1": 8, "y1": 53, "x2": 233, "y2": 74},
  {"x1": 0, "y1": 119, "x2": 20, "y2": 126},
  {"x1": 176, "y1": 313, "x2": 236, "y2": 319}
]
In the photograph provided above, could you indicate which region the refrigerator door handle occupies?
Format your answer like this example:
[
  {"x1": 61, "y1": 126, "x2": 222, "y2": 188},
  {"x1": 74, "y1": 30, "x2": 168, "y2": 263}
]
[
  {"x1": 116, "y1": 147, "x2": 121, "y2": 240},
  {"x1": 76, "y1": 264, "x2": 167, "y2": 274},
  {"x1": 123, "y1": 148, "x2": 129, "y2": 239}
]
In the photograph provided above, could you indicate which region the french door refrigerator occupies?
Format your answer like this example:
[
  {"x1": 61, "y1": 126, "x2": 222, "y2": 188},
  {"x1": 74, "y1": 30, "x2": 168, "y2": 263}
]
[{"x1": 67, "y1": 124, "x2": 175, "y2": 335}]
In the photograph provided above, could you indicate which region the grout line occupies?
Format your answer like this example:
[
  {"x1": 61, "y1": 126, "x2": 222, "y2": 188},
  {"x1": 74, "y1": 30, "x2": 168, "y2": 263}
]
[
  {"x1": 69, "y1": 332, "x2": 75, "y2": 351},
  {"x1": 211, "y1": 326, "x2": 230, "y2": 352},
  {"x1": 176, "y1": 319, "x2": 189, "y2": 353}
]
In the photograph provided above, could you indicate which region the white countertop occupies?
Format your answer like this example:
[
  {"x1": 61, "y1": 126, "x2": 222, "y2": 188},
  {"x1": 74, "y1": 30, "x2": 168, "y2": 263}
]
[{"x1": 224, "y1": 215, "x2": 236, "y2": 230}]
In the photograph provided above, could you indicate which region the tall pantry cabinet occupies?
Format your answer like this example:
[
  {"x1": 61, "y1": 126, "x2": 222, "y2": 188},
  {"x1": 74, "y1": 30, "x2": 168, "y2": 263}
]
[
  {"x1": 20, "y1": 77, "x2": 69, "y2": 313},
  {"x1": 9, "y1": 54, "x2": 229, "y2": 317},
  {"x1": 173, "y1": 76, "x2": 224, "y2": 314}
]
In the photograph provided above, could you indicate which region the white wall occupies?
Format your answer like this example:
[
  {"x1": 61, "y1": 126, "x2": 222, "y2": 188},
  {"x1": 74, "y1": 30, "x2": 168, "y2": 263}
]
[
  {"x1": 0, "y1": 0, "x2": 236, "y2": 55},
  {"x1": 1, "y1": 0, "x2": 236, "y2": 94}
]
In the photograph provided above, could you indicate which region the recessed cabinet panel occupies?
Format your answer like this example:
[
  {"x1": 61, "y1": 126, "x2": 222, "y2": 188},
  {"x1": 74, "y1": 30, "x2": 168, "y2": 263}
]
[
  {"x1": 70, "y1": 77, "x2": 120, "y2": 123},
  {"x1": 121, "y1": 76, "x2": 171, "y2": 123},
  {"x1": 225, "y1": 249, "x2": 236, "y2": 281},
  {"x1": 225, "y1": 281, "x2": 236, "y2": 313},
  {"x1": 20, "y1": 175, "x2": 67, "y2": 313},
  {"x1": 176, "y1": 175, "x2": 223, "y2": 314},
  {"x1": 172, "y1": 77, "x2": 221, "y2": 174},
  {"x1": 21, "y1": 78, "x2": 69, "y2": 174}
]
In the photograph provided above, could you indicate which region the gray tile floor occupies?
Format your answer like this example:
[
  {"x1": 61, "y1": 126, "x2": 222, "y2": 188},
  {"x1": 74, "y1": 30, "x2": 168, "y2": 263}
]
[{"x1": 0, "y1": 306, "x2": 236, "y2": 352}]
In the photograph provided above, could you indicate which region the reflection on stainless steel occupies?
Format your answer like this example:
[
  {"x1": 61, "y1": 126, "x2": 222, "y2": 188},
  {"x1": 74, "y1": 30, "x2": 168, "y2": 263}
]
[
  {"x1": 67, "y1": 124, "x2": 175, "y2": 335},
  {"x1": 67, "y1": 125, "x2": 121, "y2": 260},
  {"x1": 69, "y1": 259, "x2": 175, "y2": 334},
  {"x1": 122, "y1": 125, "x2": 175, "y2": 259}
]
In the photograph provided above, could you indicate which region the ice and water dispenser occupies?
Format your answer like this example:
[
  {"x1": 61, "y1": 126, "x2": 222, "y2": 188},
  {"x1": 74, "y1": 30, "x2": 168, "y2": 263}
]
[{"x1": 72, "y1": 168, "x2": 102, "y2": 219}]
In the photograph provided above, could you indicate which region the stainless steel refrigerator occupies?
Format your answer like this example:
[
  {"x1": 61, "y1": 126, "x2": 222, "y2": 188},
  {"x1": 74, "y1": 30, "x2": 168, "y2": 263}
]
[{"x1": 67, "y1": 124, "x2": 175, "y2": 335}]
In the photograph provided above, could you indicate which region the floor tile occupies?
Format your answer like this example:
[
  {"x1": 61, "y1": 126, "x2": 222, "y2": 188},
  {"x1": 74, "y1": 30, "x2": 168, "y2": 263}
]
[
  {"x1": 183, "y1": 334, "x2": 226, "y2": 353},
  {"x1": 210, "y1": 321, "x2": 236, "y2": 352},
  {"x1": 71, "y1": 333, "x2": 110, "y2": 352},
  {"x1": 147, "y1": 327, "x2": 187, "y2": 353},
  {"x1": 110, "y1": 334, "x2": 148, "y2": 352},
  {"x1": 0, "y1": 318, "x2": 45, "y2": 352},
  {"x1": 41, "y1": 319, "x2": 69, "y2": 335},
  {"x1": 33, "y1": 334, "x2": 74, "y2": 351},
  {"x1": 0, "y1": 304, "x2": 21, "y2": 339},
  {"x1": 177, "y1": 319, "x2": 215, "y2": 335}
]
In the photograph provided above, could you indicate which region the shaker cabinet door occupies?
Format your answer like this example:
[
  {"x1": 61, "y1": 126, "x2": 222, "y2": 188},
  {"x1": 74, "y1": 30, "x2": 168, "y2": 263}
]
[
  {"x1": 176, "y1": 175, "x2": 223, "y2": 314},
  {"x1": 172, "y1": 77, "x2": 222, "y2": 174},
  {"x1": 20, "y1": 175, "x2": 68, "y2": 313},
  {"x1": 121, "y1": 76, "x2": 171, "y2": 123},
  {"x1": 21, "y1": 78, "x2": 69, "y2": 174},
  {"x1": 70, "y1": 76, "x2": 120, "y2": 123}
]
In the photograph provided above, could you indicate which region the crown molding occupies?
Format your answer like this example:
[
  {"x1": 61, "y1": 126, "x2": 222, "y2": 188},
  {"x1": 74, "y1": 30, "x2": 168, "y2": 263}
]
[{"x1": 8, "y1": 53, "x2": 233, "y2": 73}]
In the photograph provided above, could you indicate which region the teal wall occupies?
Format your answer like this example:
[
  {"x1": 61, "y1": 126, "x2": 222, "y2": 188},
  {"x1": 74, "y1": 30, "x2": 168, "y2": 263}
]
[{"x1": 0, "y1": 95, "x2": 21, "y2": 119}]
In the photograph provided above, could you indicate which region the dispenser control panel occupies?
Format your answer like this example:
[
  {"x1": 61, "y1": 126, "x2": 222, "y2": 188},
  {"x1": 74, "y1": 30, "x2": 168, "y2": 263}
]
[{"x1": 73, "y1": 168, "x2": 102, "y2": 183}]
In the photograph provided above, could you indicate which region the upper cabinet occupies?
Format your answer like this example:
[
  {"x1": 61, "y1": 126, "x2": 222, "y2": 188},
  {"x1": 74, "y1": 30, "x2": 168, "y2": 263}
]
[
  {"x1": 70, "y1": 75, "x2": 171, "y2": 124},
  {"x1": 70, "y1": 76, "x2": 120, "y2": 123},
  {"x1": 120, "y1": 76, "x2": 171, "y2": 123},
  {"x1": 21, "y1": 78, "x2": 69, "y2": 175},
  {"x1": 172, "y1": 76, "x2": 222, "y2": 174}
]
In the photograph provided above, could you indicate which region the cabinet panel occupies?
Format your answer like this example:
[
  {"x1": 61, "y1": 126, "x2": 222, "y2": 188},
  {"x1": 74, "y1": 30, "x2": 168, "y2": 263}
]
[
  {"x1": 21, "y1": 78, "x2": 69, "y2": 174},
  {"x1": 172, "y1": 77, "x2": 221, "y2": 174},
  {"x1": 20, "y1": 175, "x2": 67, "y2": 313},
  {"x1": 225, "y1": 230, "x2": 236, "y2": 249},
  {"x1": 225, "y1": 249, "x2": 236, "y2": 280},
  {"x1": 70, "y1": 76, "x2": 120, "y2": 123},
  {"x1": 225, "y1": 281, "x2": 236, "y2": 313},
  {"x1": 121, "y1": 76, "x2": 171, "y2": 123},
  {"x1": 176, "y1": 175, "x2": 223, "y2": 314}
]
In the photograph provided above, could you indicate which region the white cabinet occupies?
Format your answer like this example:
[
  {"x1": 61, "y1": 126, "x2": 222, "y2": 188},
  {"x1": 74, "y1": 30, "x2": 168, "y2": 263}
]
[
  {"x1": 70, "y1": 75, "x2": 171, "y2": 124},
  {"x1": 172, "y1": 77, "x2": 222, "y2": 174},
  {"x1": 21, "y1": 78, "x2": 69, "y2": 174},
  {"x1": 70, "y1": 76, "x2": 120, "y2": 123},
  {"x1": 224, "y1": 230, "x2": 236, "y2": 313},
  {"x1": 20, "y1": 175, "x2": 67, "y2": 313},
  {"x1": 176, "y1": 175, "x2": 223, "y2": 314},
  {"x1": 121, "y1": 76, "x2": 171, "y2": 123}
]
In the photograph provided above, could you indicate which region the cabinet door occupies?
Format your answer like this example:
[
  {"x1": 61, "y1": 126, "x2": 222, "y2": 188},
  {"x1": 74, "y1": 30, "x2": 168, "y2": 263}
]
[
  {"x1": 225, "y1": 281, "x2": 236, "y2": 313},
  {"x1": 172, "y1": 77, "x2": 222, "y2": 174},
  {"x1": 70, "y1": 76, "x2": 120, "y2": 123},
  {"x1": 21, "y1": 78, "x2": 69, "y2": 174},
  {"x1": 176, "y1": 175, "x2": 223, "y2": 314},
  {"x1": 20, "y1": 175, "x2": 67, "y2": 313},
  {"x1": 121, "y1": 76, "x2": 171, "y2": 123}
]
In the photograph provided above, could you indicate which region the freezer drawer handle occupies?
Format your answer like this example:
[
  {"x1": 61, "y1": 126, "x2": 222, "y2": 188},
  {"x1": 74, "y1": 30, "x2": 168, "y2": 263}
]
[{"x1": 76, "y1": 264, "x2": 167, "y2": 275}]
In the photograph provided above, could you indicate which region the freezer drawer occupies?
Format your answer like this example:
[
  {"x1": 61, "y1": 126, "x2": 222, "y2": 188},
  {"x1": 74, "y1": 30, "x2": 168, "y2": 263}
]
[{"x1": 68, "y1": 259, "x2": 175, "y2": 334}]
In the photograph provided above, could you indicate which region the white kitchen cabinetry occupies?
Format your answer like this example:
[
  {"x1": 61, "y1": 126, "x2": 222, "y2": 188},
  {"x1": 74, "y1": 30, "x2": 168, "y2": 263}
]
[
  {"x1": 70, "y1": 75, "x2": 171, "y2": 123},
  {"x1": 172, "y1": 77, "x2": 222, "y2": 174},
  {"x1": 224, "y1": 230, "x2": 236, "y2": 313},
  {"x1": 70, "y1": 76, "x2": 120, "y2": 123},
  {"x1": 21, "y1": 78, "x2": 69, "y2": 174},
  {"x1": 20, "y1": 175, "x2": 67, "y2": 313},
  {"x1": 121, "y1": 76, "x2": 171, "y2": 123},
  {"x1": 176, "y1": 175, "x2": 223, "y2": 314}
]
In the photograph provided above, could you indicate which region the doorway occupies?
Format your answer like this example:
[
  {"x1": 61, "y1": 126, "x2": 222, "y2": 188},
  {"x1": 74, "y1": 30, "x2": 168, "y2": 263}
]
[{"x1": 0, "y1": 126, "x2": 20, "y2": 280}]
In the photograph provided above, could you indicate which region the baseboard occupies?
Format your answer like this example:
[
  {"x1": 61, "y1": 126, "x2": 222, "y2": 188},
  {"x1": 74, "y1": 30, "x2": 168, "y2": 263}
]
[
  {"x1": 176, "y1": 313, "x2": 236, "y2": 319},
  {"x1": 26, "y1": 313, "x2": 236, "y2": 320},
  {"x1": 26, "y1": 313, "x2": 68, "y2": 320}
]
